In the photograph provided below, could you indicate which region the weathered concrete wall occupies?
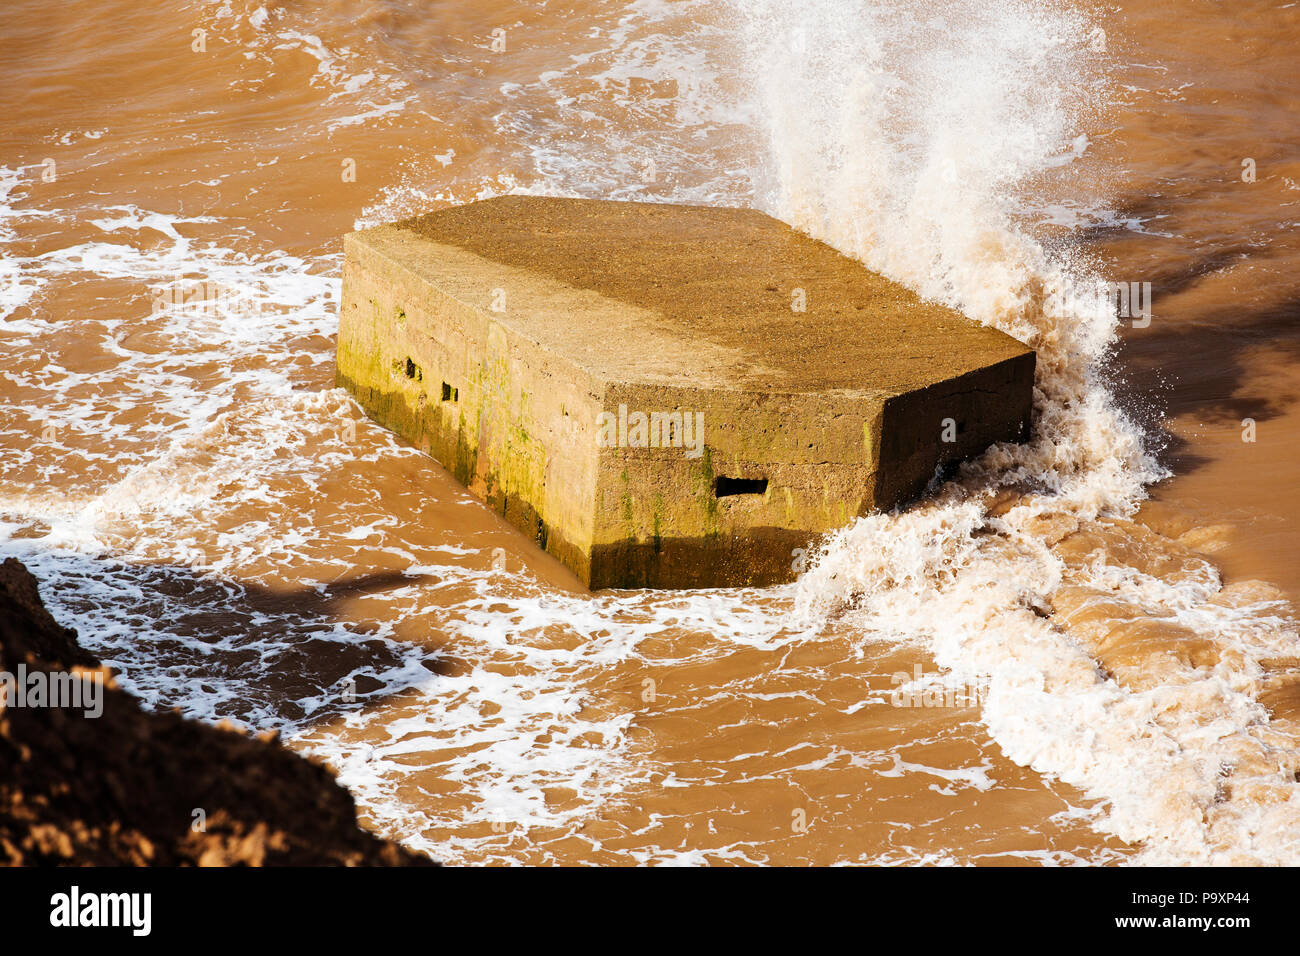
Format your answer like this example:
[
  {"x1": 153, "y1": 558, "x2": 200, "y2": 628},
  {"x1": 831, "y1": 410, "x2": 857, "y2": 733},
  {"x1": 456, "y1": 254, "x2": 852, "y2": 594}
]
[
  {"x1": 587, "y1": 385, "x2": 886, "y2": 588},
  {"x1": 338, "y1": 232, "x2": 604, "y2": 580},
  {"x1": 337, "y1": 196, "x2": 1036, "y2": 589}
]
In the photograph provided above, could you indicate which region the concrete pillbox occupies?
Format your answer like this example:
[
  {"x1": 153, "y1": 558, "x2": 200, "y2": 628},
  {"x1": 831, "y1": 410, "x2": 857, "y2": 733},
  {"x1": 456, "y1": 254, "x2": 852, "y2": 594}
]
[{"x1": 337, "y1": 196, "x2": 1034, "y2": 588}]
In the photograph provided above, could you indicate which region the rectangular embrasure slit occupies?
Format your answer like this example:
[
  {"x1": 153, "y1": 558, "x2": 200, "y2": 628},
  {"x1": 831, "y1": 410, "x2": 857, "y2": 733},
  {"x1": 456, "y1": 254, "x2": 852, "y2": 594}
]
[
  {"x1": 441, "y1": 381, "x2": 458, "y2": 402},
  {"x1": 714, "y1": 476, "x2": 768, "y2": 497}
]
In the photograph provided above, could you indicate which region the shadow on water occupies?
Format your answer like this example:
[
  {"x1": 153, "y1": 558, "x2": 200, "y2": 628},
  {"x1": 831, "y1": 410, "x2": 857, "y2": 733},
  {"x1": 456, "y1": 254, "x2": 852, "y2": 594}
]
[
  {"x1": 1049, "y1": 191, "x2": 1300, "y2": 478},
  {"x1": 37, "y1": 558, "x2": 468, "y2": 730}
]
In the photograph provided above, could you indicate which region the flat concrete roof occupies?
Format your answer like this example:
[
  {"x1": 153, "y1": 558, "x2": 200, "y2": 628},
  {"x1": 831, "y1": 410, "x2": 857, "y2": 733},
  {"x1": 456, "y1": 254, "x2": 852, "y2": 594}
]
[{"x1": 357, "y1": 195, "x2": 1030, "y2": 393}]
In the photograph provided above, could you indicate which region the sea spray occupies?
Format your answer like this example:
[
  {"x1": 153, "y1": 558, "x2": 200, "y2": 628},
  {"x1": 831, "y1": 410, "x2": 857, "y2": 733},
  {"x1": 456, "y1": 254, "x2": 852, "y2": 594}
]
[{"x1": 735, "y1": 0, "x2": 1300, "y2": 863}]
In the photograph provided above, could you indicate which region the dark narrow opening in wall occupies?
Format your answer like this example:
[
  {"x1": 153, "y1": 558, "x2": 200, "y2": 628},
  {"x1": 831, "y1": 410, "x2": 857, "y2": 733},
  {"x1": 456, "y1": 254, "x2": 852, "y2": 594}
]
[
  {"x1": 714, "y1": 476, "x2": 768, "y2": 497},
  {"x1": 404, "y1": 357, "x2": 421, "y2": 381},
  {"x1": 441, "y1": 382, "x2": 458, "y2": 402}
]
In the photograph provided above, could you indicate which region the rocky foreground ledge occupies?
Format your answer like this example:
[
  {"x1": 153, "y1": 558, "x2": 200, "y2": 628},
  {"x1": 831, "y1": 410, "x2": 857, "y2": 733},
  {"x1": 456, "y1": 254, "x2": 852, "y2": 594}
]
[{"x1": 0, "y1": 557, "x2": 433, "y2": 866}]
